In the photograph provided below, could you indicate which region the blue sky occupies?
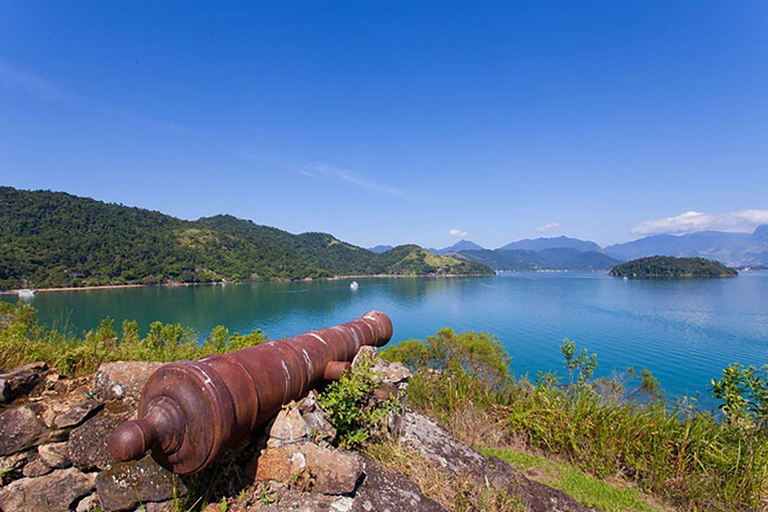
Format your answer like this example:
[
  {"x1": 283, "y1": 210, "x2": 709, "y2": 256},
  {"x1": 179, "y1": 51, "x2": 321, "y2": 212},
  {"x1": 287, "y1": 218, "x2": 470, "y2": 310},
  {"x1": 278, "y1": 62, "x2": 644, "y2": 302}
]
[{"x1": 1, "y1": 1, "x2": 767, "y2": 249}]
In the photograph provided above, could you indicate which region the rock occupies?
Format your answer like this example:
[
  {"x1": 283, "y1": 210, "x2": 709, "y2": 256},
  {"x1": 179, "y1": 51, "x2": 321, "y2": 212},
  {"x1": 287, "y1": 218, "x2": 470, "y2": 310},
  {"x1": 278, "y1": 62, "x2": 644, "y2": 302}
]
[
  {"x1": 254, "y1": 442, "x2": 363, "y2": 495},
  {"x1": 303, "y1": 410, "x2": 337, "y2": 444},
  {"x1": 401, "y1": 410, "x2": 595, "y2": 512},
  {"x1": 380, "y1": 362, "x2": 411, "y2": 384},
  {"x1": 0, "y1": 361, "x2": 47, "y2": 404},
  {"x1": 75, "y1": 494, "x2": 99, "y2": 512},
  {"x1": 93, "y1": 361, "x2": 162, "y2": 402},
  {"x1": 54, "y1": 398, "x2": 103, "y2": 428},
  {"x1": 96, "y1": 456, "x2": 187, "y2": 512},
  {"x1": 22, "y1": 455, "x2": 52, "y2": 477},
  {"x1": 69, "y1": 410, "x2": 128, "y2": 471},
  {"x1": 0, "y1": 467, "x2": 96, "y2": 512},
  {"x1": 352, "y1": 457, "x2": 449, "y2": 512},
  {"x1": 38, "y1": 441, "x2": 71, "y2": 469},
  {"x1": 0, "y1": 451, "x2": 28, "y2": 476},
  {"x1": 266, "y1": 406, "x2": 311, "y2": 445},
  {"x1": 0, "y1": 405, "x2": 49, "y2": 456}
]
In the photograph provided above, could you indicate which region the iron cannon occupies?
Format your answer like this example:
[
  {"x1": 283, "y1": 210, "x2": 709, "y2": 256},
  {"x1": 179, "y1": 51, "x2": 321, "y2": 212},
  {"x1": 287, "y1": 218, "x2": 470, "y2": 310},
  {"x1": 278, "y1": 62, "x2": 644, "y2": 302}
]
[{"x1": 108, "y1": 311, "x2": 393, "y2": 475}]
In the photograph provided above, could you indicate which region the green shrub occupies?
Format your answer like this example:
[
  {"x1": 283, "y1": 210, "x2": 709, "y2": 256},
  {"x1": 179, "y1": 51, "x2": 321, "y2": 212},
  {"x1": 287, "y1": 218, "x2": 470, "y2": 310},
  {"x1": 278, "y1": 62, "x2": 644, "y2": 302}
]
[
  {"x1": 0, "y1": 301, "x2": 266, "y2": 376},
  {"x1": 393, "y1": 329, "x2": 768, "y2": 511},
  {"x1": 318, "y1": 359, "x2": 403, "y2": 449}
]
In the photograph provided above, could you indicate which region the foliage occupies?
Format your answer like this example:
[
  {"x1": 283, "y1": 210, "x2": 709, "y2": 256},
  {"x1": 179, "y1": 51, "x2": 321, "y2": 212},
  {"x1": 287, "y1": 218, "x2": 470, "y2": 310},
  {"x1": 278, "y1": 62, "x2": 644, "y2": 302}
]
[
  {"x1": 395, "y1": 330, "x2": 768, "y2": 511},
  {"x1": 0, "y1": 186, "x2": 492, "y2": 290},
  {"x1": 560, "y1": 338, "x2": 597, "y2": 385},
  {"x1": 711, "y1": 363, "x2": 768, "y2": 431},
  {"x1": 0, "y1": 301, "x2": 266, "y2": 377},
  {"x1": 609, "y1": 256, "x2": 738, "y2": 278},
  {"x1": 317, "y1": 359, "x2": 403, "y2": 449}
]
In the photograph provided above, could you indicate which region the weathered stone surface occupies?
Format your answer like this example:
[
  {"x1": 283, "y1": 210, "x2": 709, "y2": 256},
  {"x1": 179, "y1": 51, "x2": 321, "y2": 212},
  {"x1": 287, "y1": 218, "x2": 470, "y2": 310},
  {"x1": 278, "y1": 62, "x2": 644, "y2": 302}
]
[
  {"x1": 0, "y1": 451, "x2": 28, "y2": 476},
  {"x1": 266, "y1": 406, "x2": 311, "y2": 445},
  {"x1": 38, "y1": 441, "x2": 71, "y2": 469},
  {"x1": 0, "y1": 405, "x2": 49, "y2": 456},
  {"x1": 22, "y1": 455, "x2": 52, "y2": 477},
  {"x1": 69, "y1": 411, "x2": 127, "y2": 471},
  {"x1": 96, "y1": 456, "x2": 186, "y2": 512},
  {"x1": 54, "y1": 398, "x2": 103, "y2": 428},
  {"x1": 0, "y1": 467, "x2": 96, "y2": 512},
  {"x1": 254, "y1": 443, "x2": 363, "y2": 495},
  {"x1": 352, "y1": 457, "x2": 449, "y2": 512},
  {"x1": 75, "y1": 493, "x2": 99, "y2": 512},
  {"x1": 401, "y1": 410, "x2": 595, "y2": 512},
  {"x1": 303, "y1": 410, "x2": 337, "y2": 444},
  {"x1": 93, "y1": 361, "x2": 162, "y2": 402},
  {"x1": 0, "y1": 361, "x2": 47, "y2": 404}
]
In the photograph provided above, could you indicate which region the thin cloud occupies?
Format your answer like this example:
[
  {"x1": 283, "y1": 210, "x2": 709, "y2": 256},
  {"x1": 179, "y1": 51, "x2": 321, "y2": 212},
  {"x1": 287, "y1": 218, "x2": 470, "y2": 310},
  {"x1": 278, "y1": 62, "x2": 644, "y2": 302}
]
[
  {"x1": 239, "y1": 152, "x2": 416, "y2": 201},
  {"x1": 534, "y1": 222, "x2": 560, "y2": 233},
  {"x1": 303, "y1": 163, "x2": 406, "y2": 198},
  {"x1": 0, "y1": 61, "x2": 66, "y2": 99},
  {"x1": 631, "y1": 210, "x2": 768, "y2": 236},
  {"x1": 449, "y1": 228, "x2": 468, "y2": 237}
]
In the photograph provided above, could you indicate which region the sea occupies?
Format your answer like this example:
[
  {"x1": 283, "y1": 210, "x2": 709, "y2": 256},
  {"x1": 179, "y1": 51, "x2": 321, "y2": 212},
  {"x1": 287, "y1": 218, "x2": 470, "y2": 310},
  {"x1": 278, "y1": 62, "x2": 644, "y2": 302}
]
[{"x1": 5, "y1": 271, "x2": 768, "y2": 406}]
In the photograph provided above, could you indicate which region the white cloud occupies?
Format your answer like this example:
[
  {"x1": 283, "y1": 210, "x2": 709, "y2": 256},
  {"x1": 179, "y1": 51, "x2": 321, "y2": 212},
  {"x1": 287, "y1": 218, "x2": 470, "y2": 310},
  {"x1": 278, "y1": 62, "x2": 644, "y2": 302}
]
[
  {"x1": 0, "y1": 61, "x2": 66, "y2": 99},
  {"x1": 631, "y1": 210, "x2": 768, "y2": 236},
  {"x1": 533, "y1": 222, "x2": 560, "y2": 233},
  {"x1": 449, "y1": 228, "x2": 468, "y2": 237}
]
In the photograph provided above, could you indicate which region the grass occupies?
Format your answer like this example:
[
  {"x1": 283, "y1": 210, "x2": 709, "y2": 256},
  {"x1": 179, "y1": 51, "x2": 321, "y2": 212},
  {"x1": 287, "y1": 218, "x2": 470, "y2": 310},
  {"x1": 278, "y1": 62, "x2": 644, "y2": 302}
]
[
  {"x1": 382, "y1": 329, "x2": 768, "y2": 512},
  {"x1": 482, "y1": 447, "x2": 666, "y2": 512},
  {"x1": 366, "y1": 441, "x2": 527, "y2": 512},
  {"x1": 0, "y1": 301, "x2": 266, "y2": 377}
]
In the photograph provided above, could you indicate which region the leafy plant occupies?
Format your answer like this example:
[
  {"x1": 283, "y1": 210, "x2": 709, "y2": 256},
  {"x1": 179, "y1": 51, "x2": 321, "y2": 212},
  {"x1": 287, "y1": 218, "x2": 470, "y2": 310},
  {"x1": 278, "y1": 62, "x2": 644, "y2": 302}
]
[
  {"x1": 318, "y1": 359, "x2": 403, "y2": 449},
  {"x1": 711, "y1": 363, "x2": 768, "y2": 430}
]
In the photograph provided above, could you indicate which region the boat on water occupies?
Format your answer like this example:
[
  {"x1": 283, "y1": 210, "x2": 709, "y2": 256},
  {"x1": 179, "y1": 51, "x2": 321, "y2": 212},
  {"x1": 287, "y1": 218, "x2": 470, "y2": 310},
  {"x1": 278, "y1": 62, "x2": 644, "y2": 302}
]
[
  {"x1": 350, "y1": 281, "x2": 359, "y2": 291},
  {"x1": 17, "y1": 289, "x2": 35, "y2": 299}
]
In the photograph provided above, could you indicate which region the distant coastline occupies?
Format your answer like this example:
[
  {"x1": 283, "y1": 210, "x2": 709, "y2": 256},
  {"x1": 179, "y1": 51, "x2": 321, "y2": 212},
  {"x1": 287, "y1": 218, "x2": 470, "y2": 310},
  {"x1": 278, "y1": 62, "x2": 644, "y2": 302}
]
[{"x1": 1, "y1": 272, "x2": 496, "y2": 295}]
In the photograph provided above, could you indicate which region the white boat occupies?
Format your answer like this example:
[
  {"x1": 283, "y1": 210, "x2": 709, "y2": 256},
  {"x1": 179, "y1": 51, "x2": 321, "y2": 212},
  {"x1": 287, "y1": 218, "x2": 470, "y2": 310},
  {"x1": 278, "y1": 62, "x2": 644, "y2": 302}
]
[
  {"x1": 17, "y1": 289, "x2": 35, "y2": 299},
  {"x1": 350, "y1": 281, "x2": 359, "y2": 291}
]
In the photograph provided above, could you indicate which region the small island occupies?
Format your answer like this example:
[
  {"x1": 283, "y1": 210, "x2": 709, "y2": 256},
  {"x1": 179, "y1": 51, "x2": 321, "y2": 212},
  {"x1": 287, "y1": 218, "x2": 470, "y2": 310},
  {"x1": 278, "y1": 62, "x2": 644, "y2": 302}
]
[{"x1": 609, "y1": 256, "x2": 738, "y2": 278}]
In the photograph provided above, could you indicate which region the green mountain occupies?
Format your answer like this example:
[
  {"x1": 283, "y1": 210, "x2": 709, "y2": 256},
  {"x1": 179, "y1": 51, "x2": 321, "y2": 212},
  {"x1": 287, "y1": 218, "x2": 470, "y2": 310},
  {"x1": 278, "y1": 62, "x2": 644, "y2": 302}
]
[
  {"x1": 0, "y1": 187, "x2": 492, "y2": 290},
  {"x1": 609, "y1": 256, "x2": 738, "y2": 278}
]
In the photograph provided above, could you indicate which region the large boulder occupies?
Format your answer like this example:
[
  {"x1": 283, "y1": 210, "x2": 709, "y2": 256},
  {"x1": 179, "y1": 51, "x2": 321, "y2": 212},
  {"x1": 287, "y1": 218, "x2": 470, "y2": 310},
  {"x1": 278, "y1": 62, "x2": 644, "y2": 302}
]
[
  {"x1": 0, "y1": 405, "x2": 51, "y2": 456},
  {"x1": 54, "y1": 398, "x2": 103, "y2": 429},
  {"x1": 0, "y1": 467, "x2": 96, "y2": 512},
  {"x1": 254, "y1": 442, "x2": 363, "y2": 495},
  {"x1": 69, "y1": 405, "x2": 131, "y2": 471},
  {"x1": 0, "y1": 361, "x2": 47, "y2": 404},
  {"x1": 95, "y1": 456, "x2": 187, "y2": 512},
  {"x1": 93, "y1": 361, "x2": 162, "y2": 403}
]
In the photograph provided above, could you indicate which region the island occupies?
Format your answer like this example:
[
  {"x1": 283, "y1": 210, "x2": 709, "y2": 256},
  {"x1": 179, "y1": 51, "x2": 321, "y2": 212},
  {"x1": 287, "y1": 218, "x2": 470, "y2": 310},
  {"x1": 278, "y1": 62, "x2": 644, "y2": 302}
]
[{"x1": 609, "y1": 256, "x2": 738, "y2": 278}]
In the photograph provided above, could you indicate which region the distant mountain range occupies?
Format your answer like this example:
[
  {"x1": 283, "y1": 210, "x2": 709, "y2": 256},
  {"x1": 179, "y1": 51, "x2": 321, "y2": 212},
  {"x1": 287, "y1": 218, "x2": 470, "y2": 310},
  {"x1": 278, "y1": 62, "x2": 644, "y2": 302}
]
[
  {"x1": 0, "y1": 187, "x2": 493, "y2": 290},
  {"x1": 499, "y1": 236, "x2": 601, "y2": 253},
  {"x1": 450, "y1": 248, "x2": 621, "y2": 271},
  {"x1": 401, "y1": 226, "x2": 768, "y2": 272},
  {"x1": 604, "y1": 227, "x2": 768, "y2": 267}
]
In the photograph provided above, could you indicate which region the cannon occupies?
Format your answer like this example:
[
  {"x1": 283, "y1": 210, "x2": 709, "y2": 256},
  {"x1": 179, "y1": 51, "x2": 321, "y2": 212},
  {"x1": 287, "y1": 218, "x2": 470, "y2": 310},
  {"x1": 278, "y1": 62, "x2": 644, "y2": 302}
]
[{"x1": 108, "y1": 311, "x2": 393, "y2": 475}]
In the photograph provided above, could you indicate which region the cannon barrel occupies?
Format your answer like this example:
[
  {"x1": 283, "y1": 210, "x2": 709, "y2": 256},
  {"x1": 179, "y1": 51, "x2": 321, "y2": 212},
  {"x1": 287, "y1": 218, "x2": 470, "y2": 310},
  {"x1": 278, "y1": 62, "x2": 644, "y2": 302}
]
[{"x1": 108, "y1": 311, "x2": 393, "y2": 475}]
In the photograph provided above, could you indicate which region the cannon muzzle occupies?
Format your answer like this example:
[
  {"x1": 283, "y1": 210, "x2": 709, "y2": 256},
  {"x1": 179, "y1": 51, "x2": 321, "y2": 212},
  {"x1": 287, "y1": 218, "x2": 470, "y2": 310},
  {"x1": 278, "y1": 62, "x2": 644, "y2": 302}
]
[{"x1": 108, "y1": 310, "x2": 393, "y2": 475}]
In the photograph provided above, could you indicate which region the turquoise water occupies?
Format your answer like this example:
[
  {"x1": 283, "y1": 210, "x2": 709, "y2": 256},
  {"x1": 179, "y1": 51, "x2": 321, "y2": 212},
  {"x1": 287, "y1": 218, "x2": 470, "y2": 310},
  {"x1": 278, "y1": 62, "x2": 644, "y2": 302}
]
[{"x1": 6, "y1": 272, "x2": 768, "y2": 404}]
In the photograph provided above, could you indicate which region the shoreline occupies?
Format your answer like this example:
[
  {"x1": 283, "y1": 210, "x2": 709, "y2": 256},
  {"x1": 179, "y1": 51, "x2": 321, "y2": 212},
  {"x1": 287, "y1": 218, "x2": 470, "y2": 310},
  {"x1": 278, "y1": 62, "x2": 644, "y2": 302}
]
[{"x1": 1, "y1": 272, "x2": 496, "y2": 295}]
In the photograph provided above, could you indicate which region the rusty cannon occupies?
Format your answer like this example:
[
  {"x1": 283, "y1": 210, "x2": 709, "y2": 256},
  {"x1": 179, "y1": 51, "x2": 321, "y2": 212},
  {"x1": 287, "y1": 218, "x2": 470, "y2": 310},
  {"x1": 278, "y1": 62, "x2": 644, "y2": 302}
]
[{"x1": 108, "y1": 311, "x2": 393, "y2": 475}]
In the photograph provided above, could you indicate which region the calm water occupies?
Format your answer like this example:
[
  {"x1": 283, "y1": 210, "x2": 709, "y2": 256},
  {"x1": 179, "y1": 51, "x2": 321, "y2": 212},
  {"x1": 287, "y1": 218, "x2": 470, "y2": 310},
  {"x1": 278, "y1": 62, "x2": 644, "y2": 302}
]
[{"x1": 6, "y1": 272, "x2": 768, "y2": 404}]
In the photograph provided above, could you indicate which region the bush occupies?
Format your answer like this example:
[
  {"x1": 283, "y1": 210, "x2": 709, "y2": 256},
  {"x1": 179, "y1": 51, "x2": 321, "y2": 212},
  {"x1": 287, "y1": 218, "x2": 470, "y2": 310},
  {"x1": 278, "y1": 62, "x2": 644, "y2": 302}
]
[
  {"x1": 318, "y1": 359, "x2": 403, "y2": 450},
  {"x1": 0, "y1": 301, "x2": 266, "y2": 376},
  {"x1": 389, "y1": 329, "x2": 768, "y2": 511}
]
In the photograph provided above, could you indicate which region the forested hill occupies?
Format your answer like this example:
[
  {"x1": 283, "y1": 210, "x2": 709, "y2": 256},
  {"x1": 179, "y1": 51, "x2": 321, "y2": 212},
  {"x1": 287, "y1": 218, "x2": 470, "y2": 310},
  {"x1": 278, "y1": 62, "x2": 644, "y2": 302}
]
[
  {"x1": 0, "y1": 187, "x2": 492, "y2": 289},
  {"x1": 609, "y1": 256, "x2": 738, "y2": 278}
]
